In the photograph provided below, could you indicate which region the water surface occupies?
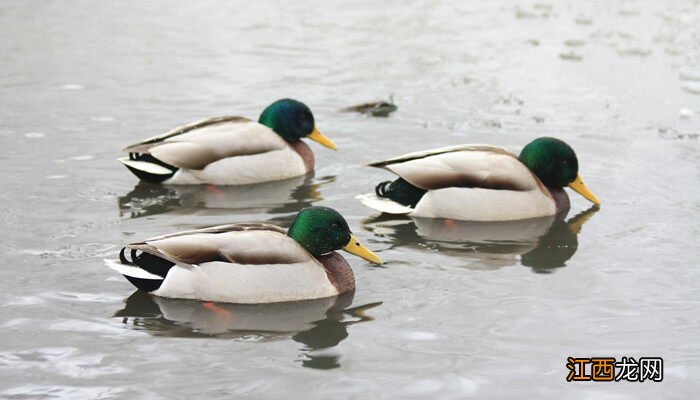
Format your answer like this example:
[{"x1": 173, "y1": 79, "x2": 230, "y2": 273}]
[{"x1": 0, "y1": 1, "x2": 698, "y2": 398}]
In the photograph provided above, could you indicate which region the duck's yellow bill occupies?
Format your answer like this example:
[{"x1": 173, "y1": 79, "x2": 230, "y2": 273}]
[
  {"x1": 308, "y1": 126, "x2": 337, "y2": 150},
  {"x1": 342, "y1": 234, "x2": 383, "y2": 265},
  {"x1": 568, "y1": 174, "x2": 601, "y2": 206}
]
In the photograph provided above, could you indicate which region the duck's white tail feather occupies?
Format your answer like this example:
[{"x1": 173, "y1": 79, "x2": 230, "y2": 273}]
[
  {"x1": 104, "y1": 259, "x2": 163, "y2": 280},
  {"x1": 118, "y1": 157, "x2": 173, "y2": 176},
  {"x1": 356, "y1": 193, "x2": 414, "y2": 214}
]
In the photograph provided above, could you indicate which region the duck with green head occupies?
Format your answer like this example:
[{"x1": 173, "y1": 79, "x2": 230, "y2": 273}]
[
  {"x1": 119, "y1": 99, "x2": 337, "y2": 185},
  {"x1": 357, "y1": 137, "x2": 601, "y2": 221},
  {"x1": 105, "y1": 206, "x2": 382, "y2": 304}
]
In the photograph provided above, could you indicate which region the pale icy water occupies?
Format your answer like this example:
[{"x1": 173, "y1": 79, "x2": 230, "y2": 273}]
[{"x1": 1, "y1": 1, "x2": 699, "y2": 398}]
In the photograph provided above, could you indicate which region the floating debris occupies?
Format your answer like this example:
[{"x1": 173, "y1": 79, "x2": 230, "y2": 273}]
[
  {"x1": 483, "y1": 119, "x2": 502, "y2": 128},
  {"x1": 658, "y1": 126, "x2": 699, "y2": 140},
  {"x1": 559, "y1": 51, "x2": 583, "y2": 61},
  {"x1": 515, "y1": 6, "x2": 551, "y2": 19},
  {"x1": 500, "y1": 94, "x2": 524, "y2": 105},
  {"x1": 618, "y1": 8, "x2": 640, "y2": 16},
  {"x1": 564, "y1": 39, "x2": 585, "y2": 47},
  {"x1": 340, "y1": 98, "x2": 397, "y2": 117},
  {"x1": 616, "y1": 47, "x2": 652, "y2": 57}
]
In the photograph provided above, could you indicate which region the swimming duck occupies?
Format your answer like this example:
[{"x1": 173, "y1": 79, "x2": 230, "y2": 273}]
[
  {"x1": 119, "y1": 99, "x2": 337, "y2": 185},
  {"x1": 357, "y1": 137, "x2": 601, "y2": 221},
  {"x1": 104, "y1": 207, "x2": 383, "y2": 304}
]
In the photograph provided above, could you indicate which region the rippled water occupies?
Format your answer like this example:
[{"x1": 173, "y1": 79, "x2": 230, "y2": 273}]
[{"x1": 1, "y1": 1, "x2": 698, "y2": 398}]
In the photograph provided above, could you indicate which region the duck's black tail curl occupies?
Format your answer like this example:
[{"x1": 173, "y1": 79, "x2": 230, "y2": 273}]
[
  {"x1": 123, "y1": 153, "x2": 178, "y2": 183},
  {"x1": 374, "y1": 178, "x2": 427, "y2": 208},
  {"x1": 375, "y1": 181, "x2": 393, "y2": 197},
  {"x1": 118, "y1": 247, "x2": 175, "y2": 293}
]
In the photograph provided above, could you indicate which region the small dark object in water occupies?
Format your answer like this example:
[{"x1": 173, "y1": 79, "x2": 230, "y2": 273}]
[{"x1": 340, "y1": 98, "x2": 397, "y2": 117}]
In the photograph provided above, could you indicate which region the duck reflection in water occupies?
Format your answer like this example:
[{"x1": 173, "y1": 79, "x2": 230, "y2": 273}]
[
  {"x1": 114, "y1": 291, "x2": 381, "y2": 370},
  {"x1": 364, "y1": 205, "x2": 599, "y2": 273},
  {"x1": 118, "y1": 174, "x2": 335, "y2": 219}
]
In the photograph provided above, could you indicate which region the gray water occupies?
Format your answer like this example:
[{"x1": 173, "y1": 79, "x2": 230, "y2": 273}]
[{"x1": 1, "y1": 1, "x2": 699, "y2": 398}]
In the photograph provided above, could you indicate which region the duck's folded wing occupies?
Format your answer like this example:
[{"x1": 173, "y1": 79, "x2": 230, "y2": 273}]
[
  {"x1": 123, "y1": 116, "x2": 251, "y2": 151},
  {"x1": 123, "y1": 117, "x2": 289, "y2": 170},
  {"x1": 369, "y1": 144, "x2": 538, "y2": 192},
  {"x1": 126, "y1": 223, "x2": 311, "y2": 267}
]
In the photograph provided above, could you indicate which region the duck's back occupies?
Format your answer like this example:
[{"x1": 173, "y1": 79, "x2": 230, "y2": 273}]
[{"x1": 372, "y1": 144, "x2": 537, "y2": 191}]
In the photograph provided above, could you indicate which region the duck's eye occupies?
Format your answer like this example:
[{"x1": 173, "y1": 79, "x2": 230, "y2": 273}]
[{"x1": 298, "y1": 114, "x2": 313, "y2": 131}]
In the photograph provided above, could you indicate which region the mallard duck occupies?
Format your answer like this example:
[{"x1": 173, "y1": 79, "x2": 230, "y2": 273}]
[
  {"x1": 357, "y1": 137, "x2": 601, "y2": 221},
  {"x1": 119, "y1": 99, "x2": 337, "y2": 185},
  {"x1": 104, "y1": 207, "x2": 382, "y2": 304}
]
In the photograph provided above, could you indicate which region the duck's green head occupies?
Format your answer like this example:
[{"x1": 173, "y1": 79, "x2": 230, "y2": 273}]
[
  {"x1": 258, "y1": 99, "x2": 337, "y2": 150},
  {"x1": 288, "y1": 206, "x2": 383, "y2": 264},
  {"x1": 518, "y1": 137, "x2": 601, "y2": 205}
]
